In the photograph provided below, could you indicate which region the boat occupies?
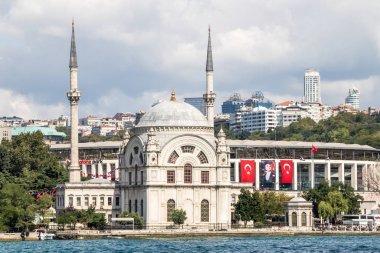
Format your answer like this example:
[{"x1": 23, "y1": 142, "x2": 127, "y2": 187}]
[{"x1": 37, "y1": 230, "x2": 56, "y2": 240}]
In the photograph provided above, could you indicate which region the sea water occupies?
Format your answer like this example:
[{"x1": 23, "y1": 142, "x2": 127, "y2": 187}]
[{"x1": 0, "y1": 236, "x2": 379, "y2": 253}]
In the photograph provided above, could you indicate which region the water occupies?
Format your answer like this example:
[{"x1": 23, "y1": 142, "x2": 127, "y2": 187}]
[{"x1": 1, "y1": 236, "x2": 379, "y2": 253}]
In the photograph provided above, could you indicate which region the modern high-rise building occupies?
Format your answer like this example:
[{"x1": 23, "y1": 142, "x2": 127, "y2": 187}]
[
  {"x1": 304, "y1": 69, "x2": 321, "y2": 103},
  {"x1": 345, "y1": 87, "x2": 360, "y2": 110},
  {"x1": 222, "y1": 93, "x2": 245, "y2": 114},
  {"x1": 184, "y1": 97, "x2": 206, "y2": 115}
]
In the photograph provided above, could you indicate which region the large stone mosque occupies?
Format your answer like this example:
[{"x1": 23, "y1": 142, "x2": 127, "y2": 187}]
[{"x1": 56, "y1": 22, "x2": 380, "y2": 226}]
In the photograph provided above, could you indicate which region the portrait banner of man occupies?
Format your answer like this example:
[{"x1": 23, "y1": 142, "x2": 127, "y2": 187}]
[{"x1": 260, "y1": 160, "x2": 276, "y2": 189}]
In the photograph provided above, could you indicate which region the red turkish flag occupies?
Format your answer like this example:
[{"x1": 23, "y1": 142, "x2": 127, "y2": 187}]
[
  {"x1": 311, "y1": 144, "x2": 318, "y2": 153},
  {"x1": 240, "y1": 160, "x2": 255, "y2": 183},
  {"x1": 280, "y1": 160, "x2": 293, "y2": 183}
]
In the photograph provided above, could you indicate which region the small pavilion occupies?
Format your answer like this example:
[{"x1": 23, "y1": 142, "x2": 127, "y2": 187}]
[{"x1": 284, "y1": 196, "x2": 313, "y2": 229}]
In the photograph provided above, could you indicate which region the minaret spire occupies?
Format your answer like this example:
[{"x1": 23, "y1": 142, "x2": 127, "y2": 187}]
[
  {"x1": 203, "y1": 25, "x2": 216, "y2": 126},
  {"x1": 206, "y1": 25, "x2": 213, "y2": 72},
  {"x1": 69, "y1": 19, "x2": 78, "y2": 69},
  {"x1": 67, "y1": 19, "x2": 81, "y2": 183}
]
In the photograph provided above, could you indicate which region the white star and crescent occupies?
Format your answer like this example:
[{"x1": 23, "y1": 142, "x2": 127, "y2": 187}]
[{"x1": 244, "y1": 163, "x2": 252, "y2": 175}]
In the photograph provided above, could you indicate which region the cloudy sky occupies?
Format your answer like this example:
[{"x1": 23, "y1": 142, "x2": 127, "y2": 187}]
[{"x1": 1, "y1": 0, "x2": 380, "y2": 119}]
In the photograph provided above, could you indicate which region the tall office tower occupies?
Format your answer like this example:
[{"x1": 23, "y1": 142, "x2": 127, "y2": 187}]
[
  {"x1": 345, "y1": 87, "x2": 360, "y2": 110},
  {"x1": 67, "y1": 20, "x2": 81, "y2": 183},
  {"x1": 304, "y1": 69, "x2": 321, "y2": 103},
  {"x1": 184, "y1": 97, "x2": 206, "y2": 115}
]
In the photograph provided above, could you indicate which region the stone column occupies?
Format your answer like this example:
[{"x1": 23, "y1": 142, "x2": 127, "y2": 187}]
[
  {"x1": 310, "y1": 161, "x2": 315, "y2": 189},
  {"x1": 352, "y1": 163, "x2": 357, "y2": 190},
  {"x1": 255, "y1": 160, "x2": 260, "y2": 190},
  {"x1": 234, "y1": 161, "x2": 239, "y2": 183},
  {"x1": 339, "y1": 163, "x2": 344, "y2": 183},
  {"x1": 275, "y1": 160, "x2": 279, "y2": 190},
  {"x1": 325, "y1": 162, "x2": 331, "y2": 186},
  {"x1": 293, "y1": 161, "x2": 298, "y2": 191}
]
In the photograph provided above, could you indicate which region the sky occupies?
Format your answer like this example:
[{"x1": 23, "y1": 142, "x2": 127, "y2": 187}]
[{"x1": 1, "y1": 0, "x2": 380, "y2": 119}]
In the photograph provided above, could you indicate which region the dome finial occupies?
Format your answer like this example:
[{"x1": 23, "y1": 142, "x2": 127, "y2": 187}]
[{"x1": 170, "y1": 89, "x2": 176, "y2": 101}]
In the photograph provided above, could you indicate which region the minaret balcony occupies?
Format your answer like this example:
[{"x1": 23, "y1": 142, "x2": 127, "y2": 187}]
[{"x1": 67, "y1": 91, "x2": 81, "y2": 103}]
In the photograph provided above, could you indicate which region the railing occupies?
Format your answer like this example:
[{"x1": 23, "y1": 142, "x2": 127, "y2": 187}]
[{"x1": 50, "y1": 222, "x2": 288, "y2": 232}]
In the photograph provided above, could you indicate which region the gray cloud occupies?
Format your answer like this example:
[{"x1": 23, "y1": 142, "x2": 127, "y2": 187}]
[{"x1": 0, "y1": 0, "x2": 380, "y2": 119}]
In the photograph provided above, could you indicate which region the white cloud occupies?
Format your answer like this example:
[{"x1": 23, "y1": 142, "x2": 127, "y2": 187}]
[
  {"x1": 0, "y1": 88, "x2": 66, "y2": 119},
  {"x1": 218, "y1": 26, "x2": 293, "y2": 64},
  {"x1": 322, "y1": 76, "x2": 380, "y2": 109},
  {"x1": 1, "y1": 0, "x2": 380, "y2": 119}
]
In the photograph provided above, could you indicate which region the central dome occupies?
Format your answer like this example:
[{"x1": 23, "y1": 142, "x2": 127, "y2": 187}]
[{"x1": 137, "y1": 100, "x2": 210, "y2": 128}]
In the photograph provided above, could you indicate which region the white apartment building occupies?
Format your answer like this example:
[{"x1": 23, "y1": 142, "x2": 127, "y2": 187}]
[
  {"x1": 304, "y1": 69, "x2": 321, "y2": 103},
  {"x1": 279, "y1": 105, "x2": 309, "y2": 127},
  {"x1": 231, "y1": 106, "x2": 279, "y2": 133},
  {"x1": 345, "y1": 87, "x2": 360, "y2": 110},
  {"x1": 92, "y1": 125, "x2": 118, "y2": 136}
]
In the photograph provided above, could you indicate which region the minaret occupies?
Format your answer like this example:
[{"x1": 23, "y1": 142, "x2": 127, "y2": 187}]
[
  {"x1": 203, "y1": 26, "x2": 216, "y2": 126},
  {"x1": 67, "y1": 20, "x2": 81, "y2": 183}
]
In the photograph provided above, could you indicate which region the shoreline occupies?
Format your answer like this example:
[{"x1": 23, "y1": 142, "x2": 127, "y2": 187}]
[{"x1": 3, "y1": 229, "x2": 380, "y2": 242}]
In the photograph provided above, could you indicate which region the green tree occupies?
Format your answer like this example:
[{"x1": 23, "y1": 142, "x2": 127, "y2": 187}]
[
  {"x1": 327, "y1": 191, "x2": 349, "y2": 220},
  {"x1": 0, "y1": 183, "x2": 36, "y2": 232},
  {"x1": 172, "y1": 209, "x2": 187, "y2": 226},
  {"x1": 0, "y1": 132, "x2": 68, "y2": 191},
  {"x1": 234, "y1": 189, "x2": 254, "y2": 226},
  {"x1": 57, "y1": 207, "x2": 79, "y2": 229},
  {"x1": 118, "y1": 211, "x2": 144, "y2": 228},
  {"x1": 36, "y1": 194, "x2": 53, "y2": 224},
  {"x1": 318, "y1": 201, "x2": 334, "y2": 220},
  {"x1": 234, "y1": 189, "x2": 264, "y2": 226},
  {"x1": 303, "y1": 181, "x2": 362, "y2": 220},
  {"x1": 261, "y1": 191, "x2": 291, "y2": 218}
]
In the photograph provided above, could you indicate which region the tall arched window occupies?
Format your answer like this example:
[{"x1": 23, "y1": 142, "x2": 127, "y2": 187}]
[
  {"x1": 301, "y1": 212, "x2": 307, "y2": 226},
  {"x1": 167, "y1": 199, "x2": 175, "y2": 222},
  {"x1": 292, "y1": 212, "x2": 297, "y2": 227},
  {"x1": 201, "y1": 199, "x2": 209, "y2": 222},
  {"x1": 184, "y1": 163, "x2": 192, "y2": 183}
]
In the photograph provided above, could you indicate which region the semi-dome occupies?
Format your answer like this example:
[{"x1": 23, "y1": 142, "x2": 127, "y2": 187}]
[{"x1": 137, "y1": 100, "x2": 210, "y2": 128}]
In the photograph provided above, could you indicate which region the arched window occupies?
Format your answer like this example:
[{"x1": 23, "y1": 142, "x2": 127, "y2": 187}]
[
  {"x1": 292, "y1": 212, "x2": 297, "y2": 227},
  {"x1": 197, "y1": 151, "x2": 208, "y2": 164},
  {"x1": 181, "y1": 146, "x2": 195, "y2": 153},
  {"x1": 201, "y1": 199, "x2": 209, "y2": 222},
  {"x1": 301, "y1": 212, "x2": 307, "y2": 226},
  {"x1": 167, "y1": 199, "x2": 175, "y2": 222},
  {"x1": 168, "y1": 151, "x2": 179, "y2": 164},
  {"x1": 141, "y1": 199, "x2": 144, "y2": 217},
  {"x1": 184, "y1": 163, "x2": 192, "y2": 183},
  {"x1": 129, "y1": 153, "x2": 133, "y2": 165}
]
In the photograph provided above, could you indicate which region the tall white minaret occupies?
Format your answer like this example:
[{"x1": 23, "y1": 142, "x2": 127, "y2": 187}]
[
  {"x1": 67, "y1": 20, "x2": 81, "y2": 183},
  {"x1": 203, "y1": 26, "x2": 215, "y2": 126}
]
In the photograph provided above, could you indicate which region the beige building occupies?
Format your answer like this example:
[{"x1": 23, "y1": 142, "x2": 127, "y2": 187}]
[{"x1": 0, "y1": 127, "x2": 12, "y2": 143}]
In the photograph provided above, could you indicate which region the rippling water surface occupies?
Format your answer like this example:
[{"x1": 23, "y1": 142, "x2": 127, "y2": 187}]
[{"x1": 1, "y1": 236, "x2": 380, "y2": 253}]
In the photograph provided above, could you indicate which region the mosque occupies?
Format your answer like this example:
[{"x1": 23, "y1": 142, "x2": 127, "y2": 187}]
[{"x1": 56, "y1": 22, "x2": 380, "y2": 226}]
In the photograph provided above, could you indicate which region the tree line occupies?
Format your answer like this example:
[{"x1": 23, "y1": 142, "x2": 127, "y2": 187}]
[
  {"x1": 233, "y1": 181, "x2": 363, "y2": 226},
  {"x1": 0, "y1": 132, "x2": 67, "y2": 232},
  {"x1": 216, "y1": 112, "x2": 380, "y2": 149}
]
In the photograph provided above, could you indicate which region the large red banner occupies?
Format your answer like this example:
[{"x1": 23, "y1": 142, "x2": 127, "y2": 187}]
[
  {"x1": 240, "y1": 160, "x2": 255, "y2": 183},
  {"x1": 280, "y1": 160, "x2": 293, "y2": 183}
]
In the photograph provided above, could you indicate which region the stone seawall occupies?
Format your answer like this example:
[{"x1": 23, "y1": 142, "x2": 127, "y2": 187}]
[
  {"x1": 0, "y1": 232, "x2": 39, "y2": 241},
  {"x1": 55, "y1": 228, "x2": 380, "y2": 239}
]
